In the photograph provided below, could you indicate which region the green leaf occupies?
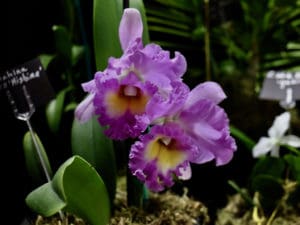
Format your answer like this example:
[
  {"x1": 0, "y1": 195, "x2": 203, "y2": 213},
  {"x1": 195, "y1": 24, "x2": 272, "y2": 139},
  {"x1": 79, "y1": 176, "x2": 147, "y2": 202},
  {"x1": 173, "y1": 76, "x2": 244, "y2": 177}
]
[
  {"x1": 38, "y1": 54, "x2": 56, "y2": 70},
  {"x1": 93, "y1": 0, "x2": 122, "y2": 70},
  {"x1": 45, "y1": 88, "x2": 68, "y2": 133},
  {"x1": 284, "y1": 154, "x2": 300, "y2": 182},
  {"x1": 23, "y1": 131, "x2": 53, "y2": 186},
  {"x1": 71, "y1": 45, "x2": 85, "y2": 67},
  {"x1": 26, "y1": 182, "x2": 66, "y2": 217},
  {"x1": 52, "y1": 25, "x2": 72, "y2": 66},
  {"x1": 251, "y1": 174, "x2": 284, "y2": 212},
  {"x1": 71, "y1": 116, "x2": 117, "y2": 204},
  {"x1": 250, "y1": 156, "x2": 285, "y2": 181},
  {"x1": 26, "y1": 155, "x2": 110, "y2": 225}
]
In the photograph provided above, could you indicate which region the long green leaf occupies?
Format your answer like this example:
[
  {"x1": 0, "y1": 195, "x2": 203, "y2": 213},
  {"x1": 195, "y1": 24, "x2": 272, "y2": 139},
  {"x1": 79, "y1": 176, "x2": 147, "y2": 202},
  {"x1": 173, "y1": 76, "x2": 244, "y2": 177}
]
[
  {"x1": 23, "y1": 131, "x2": 53, "y2": 186},
  {"x1": 52, "y1": 25, "x2": 72, "y2": 66},
  {"x1": 45, "y1": 87, "x2": 72, "y2": 133},
  {"x1": 71, "y1": 116, "x2": 117, "y2": 205},
  {"x1": 93, "y1": 0, "x2": 122, "y2": 71}
]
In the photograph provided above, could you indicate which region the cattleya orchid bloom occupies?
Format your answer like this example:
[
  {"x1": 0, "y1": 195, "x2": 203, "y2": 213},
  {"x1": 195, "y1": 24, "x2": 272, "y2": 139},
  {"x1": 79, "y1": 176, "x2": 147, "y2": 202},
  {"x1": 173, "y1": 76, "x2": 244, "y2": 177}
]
[
  {"x1": 129, "y1": 81, "x2": 237, "y2": 191},
  {"x1": 75, "y1": 8, "x2": 186, "y2": 139},
  {"x1": 252, "y1": 111, "x2": 300, "y2": 157},
  {"x1": 75, "y1": 7, "x2": 237, "y2": 192}
]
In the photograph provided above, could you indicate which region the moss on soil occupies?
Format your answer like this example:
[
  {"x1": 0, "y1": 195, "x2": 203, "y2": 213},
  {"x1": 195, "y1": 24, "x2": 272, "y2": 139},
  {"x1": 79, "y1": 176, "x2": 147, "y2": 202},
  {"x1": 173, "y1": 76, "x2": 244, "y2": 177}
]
[{"x1": 33, "y1": 177, "x2": 210, "y2": 225}]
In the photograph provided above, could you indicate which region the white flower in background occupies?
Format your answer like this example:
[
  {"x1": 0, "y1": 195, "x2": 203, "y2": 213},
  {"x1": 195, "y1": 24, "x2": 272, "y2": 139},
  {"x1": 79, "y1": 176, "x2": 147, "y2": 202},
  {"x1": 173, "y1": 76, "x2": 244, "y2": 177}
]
[{"x1": 252, "y1": 111, "x2": 300, "y2": 158}]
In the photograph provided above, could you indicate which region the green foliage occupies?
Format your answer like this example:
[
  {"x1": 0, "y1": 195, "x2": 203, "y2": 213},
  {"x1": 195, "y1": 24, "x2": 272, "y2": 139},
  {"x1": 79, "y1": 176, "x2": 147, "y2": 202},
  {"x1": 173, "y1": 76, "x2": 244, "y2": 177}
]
[
  {"x1": 71, "y1": 116, "x2": 117, "y2": 205},
  {"x1": 251, "y1": 174, "x2": 284, "y2": 212},
  {"x1": 144, "y1": 0, "x2": 300, "y2": 82},
  {"x1": 26, "y1": 155, "x2": 110, "y2": 225},
  {"x1": 93, "y1": 0, "x2": 122, "y2": 70},
  {"x1": 284, "y1": 155, "x2": 300, "y2": 182},
  {"x1": 250, "y1": 157, "x2": 285, "y2": 180},
  {"x1": 45, "y1": 88, "x2": 69, "y2": 133},
  {"x1": 229, "y1": 125, "x2": 256, "y2": 151},
  {"x1": 93, "y1": 0, "x2": 149, "y2": 71},
  {"x1": 23, "y1": 131, "x2": 53, "y2": 185}
]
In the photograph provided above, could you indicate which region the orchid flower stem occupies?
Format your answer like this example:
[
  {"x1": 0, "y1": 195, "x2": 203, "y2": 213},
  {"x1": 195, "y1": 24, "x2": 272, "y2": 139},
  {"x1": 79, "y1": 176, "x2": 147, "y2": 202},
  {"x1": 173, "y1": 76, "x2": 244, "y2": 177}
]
[
  {"x1": 125, "y1": 139, "x2": 145, "y2": 208},
  {"x1": 126, "y1": 168, "x2": 144, "y2": 208}
]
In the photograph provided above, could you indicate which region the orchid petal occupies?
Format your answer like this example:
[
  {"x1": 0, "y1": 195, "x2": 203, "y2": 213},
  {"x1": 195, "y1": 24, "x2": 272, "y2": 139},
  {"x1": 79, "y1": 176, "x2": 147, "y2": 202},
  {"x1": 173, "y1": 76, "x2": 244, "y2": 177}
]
[
  {"x1": 82, "y1": 79, "x2": 96, "y2": 93},
  {"x1": 119, "y1": 8, "x2": 143, "y2": 51},
  {"x1": 184, "y1": 81, "x2": 226, "y2": 109},
  {"x1": 281, "y1": 135, "x2": 300, "y2": 147},
  {"x1": 268, "y1": 112, "x2": 290, "y2": 138},
  {"x1": 74, "y1": 93, "x2": 95, "y2": 123},
  {"x1": 252, "y1": 137, "x2": 274, "y2": 158}
]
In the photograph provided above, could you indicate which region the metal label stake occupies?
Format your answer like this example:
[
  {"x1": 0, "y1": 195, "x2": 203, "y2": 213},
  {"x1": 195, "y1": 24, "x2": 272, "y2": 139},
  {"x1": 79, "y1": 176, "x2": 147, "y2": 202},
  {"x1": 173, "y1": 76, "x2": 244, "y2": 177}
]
[{"x1": 6, "y1": 85, "x2": 64, "y2": 220}]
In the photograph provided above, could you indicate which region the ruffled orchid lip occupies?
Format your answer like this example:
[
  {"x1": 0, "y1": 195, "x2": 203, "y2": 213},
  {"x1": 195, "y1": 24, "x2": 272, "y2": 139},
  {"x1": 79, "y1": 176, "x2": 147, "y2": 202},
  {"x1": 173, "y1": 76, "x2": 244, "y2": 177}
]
[{"x1": 129, "y1": 123, "x2": 195, "y2": 191}]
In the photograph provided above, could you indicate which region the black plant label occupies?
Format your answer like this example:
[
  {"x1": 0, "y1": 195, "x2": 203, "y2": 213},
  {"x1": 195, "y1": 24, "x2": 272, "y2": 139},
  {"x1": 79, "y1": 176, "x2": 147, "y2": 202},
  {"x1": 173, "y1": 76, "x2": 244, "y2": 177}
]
[{"x1": 0, "y1": 57, "x2": 55, "y2": 111}]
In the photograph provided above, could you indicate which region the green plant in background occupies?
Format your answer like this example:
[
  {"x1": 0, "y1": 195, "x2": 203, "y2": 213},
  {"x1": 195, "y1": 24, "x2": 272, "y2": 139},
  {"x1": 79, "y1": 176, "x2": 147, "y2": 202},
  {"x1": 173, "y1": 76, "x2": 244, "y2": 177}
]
[{"x1": 144, "y1": 0, "x2": 300, "y2": 84}]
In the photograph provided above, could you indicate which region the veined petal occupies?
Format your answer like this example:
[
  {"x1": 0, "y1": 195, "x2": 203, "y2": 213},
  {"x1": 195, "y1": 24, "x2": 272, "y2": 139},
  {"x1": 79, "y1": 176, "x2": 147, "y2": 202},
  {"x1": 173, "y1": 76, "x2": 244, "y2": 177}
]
[
  {"x1": 74, "y1": 93, "x2": 95, "y2": 123},
  {"x1": 281, "y1": 135, "x2": 300, "y2": 147},
  {"x1": 268, "y1": 112, "x2": 290, "y2": 138},
  {"x1": 179, "y1": 99, "x2": 236, "y2": 166},
  {"x1": 129, "y1": 123, "x2": 195, "y2": 192},
  {"x1": 184, "y1": 81, "x2": 226, "y2": 109},
  {"x1": 252, "y1": 137, "x2": 275, "y2": 158},
  {"x1": 119, "y1": 8, "x2": 143, "y2": 51}
]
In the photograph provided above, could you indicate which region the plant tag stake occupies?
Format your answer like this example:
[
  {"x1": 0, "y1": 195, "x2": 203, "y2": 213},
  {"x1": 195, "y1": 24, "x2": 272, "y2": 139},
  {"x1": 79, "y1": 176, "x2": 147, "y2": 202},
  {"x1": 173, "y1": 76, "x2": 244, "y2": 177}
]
[
  {"x1": 2, "y1": 58, "x2": 65, "y2": 220},
  {"x1": 1, "y1": 58, "x2": 55, "y2": 182},
  {"x1": 259, "y1": 70, "x2": 300, "y2": 110}
]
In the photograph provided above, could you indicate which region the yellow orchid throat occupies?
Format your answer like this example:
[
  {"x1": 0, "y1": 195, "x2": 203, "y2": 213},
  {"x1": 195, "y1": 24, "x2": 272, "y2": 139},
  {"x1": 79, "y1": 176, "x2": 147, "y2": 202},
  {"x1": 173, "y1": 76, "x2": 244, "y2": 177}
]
[
  {"x1": 105, "y1": 85, "x2": 149, "y2": 117},
  {"x1": 145, "y1": 136, "x2": 187, "y2": 174}
]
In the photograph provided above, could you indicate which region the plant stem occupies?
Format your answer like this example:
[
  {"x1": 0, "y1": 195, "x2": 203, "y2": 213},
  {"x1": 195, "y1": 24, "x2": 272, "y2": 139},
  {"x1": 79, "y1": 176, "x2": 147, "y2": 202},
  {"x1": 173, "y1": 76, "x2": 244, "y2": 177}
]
[
  {"x1": 126, "y1": 168, "x2": 144, "y2": 208},
  {"x1": 125, "y1": 139, "x2": 145, "y2": 208}
]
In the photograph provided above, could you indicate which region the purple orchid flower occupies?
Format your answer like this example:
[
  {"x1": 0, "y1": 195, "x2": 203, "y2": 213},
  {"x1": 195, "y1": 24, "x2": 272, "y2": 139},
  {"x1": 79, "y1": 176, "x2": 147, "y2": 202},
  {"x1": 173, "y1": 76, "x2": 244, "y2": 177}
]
[
  {"x1": 129, "y1": 81, "x2": 237, "y2": 191},
  {"x1": 75, "y1": 8, "x2": 187, "y2": 140}
]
